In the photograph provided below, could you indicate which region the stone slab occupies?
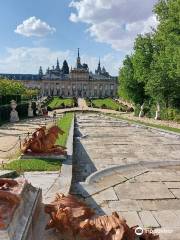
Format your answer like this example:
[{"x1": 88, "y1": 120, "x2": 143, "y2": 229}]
[
  {"x1": 108, "y1": 199, "x2": 141, "y2": 211},
  {"x1": 135, "y1": 171, "x2": 180, "y2": 182},
  {"x1": 138, "y1": 199, "x2": 180, "y2": 211},
  {"x1": 139, "y1": 211, "x2": 160, "y2": 228},
  {"x1": 118, "y1": 211, "x2": 142, "y2": 227},
  {"x1": 91, "y1": 187, "x2": 118, "y2": 204},
  {"x1": 164, "y1": 182, "x2": 180, "y2": 188},
  {"x1": 114, "y1": 182, "x2": 174, "y2": 200},
  {"x1": 24, "y1": 172, "x2": 59, "y2": 199},
  {"x1": 152, "y1": 210, "x2": 180, "y2": 227},
  {"x1": 170, "y1": 189, "x2": 180, "y2": 198}
]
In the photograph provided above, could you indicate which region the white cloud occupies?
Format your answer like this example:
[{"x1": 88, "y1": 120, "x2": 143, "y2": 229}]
[
  {"x1": 69, "y1": 0, "x2": 158, "y2": 51},
  {"x1": 0, "y1": 47, "x2": 71, "y2": 74},
  {"x1": 15, "y1": 17, "x2": 56, "y2": 37},
  {"x1": 0, "y1": 47, "x2": 120, "y2": 75}
]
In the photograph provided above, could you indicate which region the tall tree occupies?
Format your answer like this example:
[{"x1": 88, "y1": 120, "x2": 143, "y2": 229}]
[
  {"x1": 146, "y1": 0, "x2": 180, "y2": 107},
  {"x1": 119, "y1": 55, "x2": 145, "y2": 104},
  {"x1": 62, "y1": 60, "x2": 69, "y2": 74},
  {"x1": 132, "y1": 33, "x2": 154, "y2": 86}
]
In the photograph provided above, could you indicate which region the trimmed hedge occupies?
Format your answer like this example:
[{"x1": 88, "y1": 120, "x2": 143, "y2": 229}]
[{"x1": 0, "y1": 95, "x2": 21, "y2": 106}]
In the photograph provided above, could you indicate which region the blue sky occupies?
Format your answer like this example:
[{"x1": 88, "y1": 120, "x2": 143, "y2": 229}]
[{"x1": 0, "y1": 0, "x2": 158, "y2": 75}]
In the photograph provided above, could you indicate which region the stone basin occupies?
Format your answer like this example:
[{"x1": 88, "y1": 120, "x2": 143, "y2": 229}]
[{"x1": 0, "y1": 178, "x2": 42, "y2": 240}]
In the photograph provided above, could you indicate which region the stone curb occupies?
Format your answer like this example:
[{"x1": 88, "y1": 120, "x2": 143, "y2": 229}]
[
  {"x1": 85, "y1": 160, "x2": 180, "y2": 185},
  {"x1": 58, "y1": 114, "x2": 74, "y2": 195}
]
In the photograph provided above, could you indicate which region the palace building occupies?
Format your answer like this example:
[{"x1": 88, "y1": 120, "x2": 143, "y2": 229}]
[{"x1": 0, "y1": 49, "x2": 118, "y2": 98}]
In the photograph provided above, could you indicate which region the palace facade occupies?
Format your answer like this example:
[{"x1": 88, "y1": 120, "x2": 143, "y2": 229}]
[{"x1": 0, "y1": 49, "x2": 118, "y2": 98}]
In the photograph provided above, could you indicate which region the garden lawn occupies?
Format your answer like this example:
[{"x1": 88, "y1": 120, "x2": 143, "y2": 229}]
[
  {"x1": 2, "y1": 158, "x2": 61, "y2": 172},
  {"x1": 56, "y1": 112, "x2": 74, "y2": 147},
  {"x1": 48, "y1": 97, "x2": 74, "y2": 110},
  {"x1": 91, "y1": 98, "x2": 121, "y2": 111}
]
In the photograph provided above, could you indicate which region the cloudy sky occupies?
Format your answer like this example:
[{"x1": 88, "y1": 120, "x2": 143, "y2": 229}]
[{"x1": 0, "y1": 0, "x2": 158, "y2": 75}]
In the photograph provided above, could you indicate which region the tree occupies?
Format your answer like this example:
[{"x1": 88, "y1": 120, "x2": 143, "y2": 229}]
[
  {"x1": 0, "y1": 78, "x2": 26, "y2": 96},
  {"x1": 119, "y1": 55, "x2": 146, "y2": 105},
  {"x1": 62, "y1": 60, "x2": 69, "y2": 74},
  {"x1": 132, "y1": 33, "x2": 154, "y2": 85},
  {"x1": 146, "y1": 0, "x2": 180, "y2": 108}
]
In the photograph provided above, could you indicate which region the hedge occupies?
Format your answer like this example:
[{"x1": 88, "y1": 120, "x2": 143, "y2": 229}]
[
  {"x1": 0, "y1": 102, "x2": 36, "y2": 125},
  {"x1": 0, "y1": 95, "x2": 21, "y2": 106}
]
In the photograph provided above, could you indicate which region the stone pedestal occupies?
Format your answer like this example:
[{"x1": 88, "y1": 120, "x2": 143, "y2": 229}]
[
  {"x1": 0, "y1": 178, "x2": 42, "y2": 240},
  {"x1": 10, "y1": 110, "x2": 19, "y2": 122}
]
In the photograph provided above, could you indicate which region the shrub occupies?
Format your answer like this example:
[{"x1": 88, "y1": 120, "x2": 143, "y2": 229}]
[
  {"x1": 134, "y1": 104, "x2": 141, "y2": 116},
  {"x1": 0, "y1": 95, "x2": 21, "y2": 106},
  {"x1": 61, "y1": 103, "x2": 65, "y2": 108},
  {"x1": 101, "y1": 104, "x2": 107, "y2": 109}
]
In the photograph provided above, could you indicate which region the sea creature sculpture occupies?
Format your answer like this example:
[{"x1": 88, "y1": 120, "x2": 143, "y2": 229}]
[
  {"x1": 45, "y1": 193, "x2": 159, "y2": 240},
  {"x1": 21, "y1": 125, "x2": 66, "y2": 154},
  {"x1": 0, "y1": 178, "x2": 22, "y2": 229}
]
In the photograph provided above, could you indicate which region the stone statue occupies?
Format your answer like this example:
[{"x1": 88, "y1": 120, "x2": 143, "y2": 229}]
[
  {"x1": 155, "y1": 102, "x2": 161, "y2": 120},
  {"x1": 139, "y1": 103, "x2": 145, "y2": 118},
  {"x1": 0, "y1": 178, "x2": 21, "y2": 229},
  {"x1": 36, "y1": 102, "x2": 43, "y2": 116},
  {"x1": 21, "y1": 125, "x2": 67, "y2": 154},
  {"x1": 45, "y1": 193, "x2": 159, "y2": 240},
  {"x1": 28, "y1": 100, "x2": 34, "y2": 117},
  {"x1": 10, "y1": 100, "x2": 19, "y2": 122}
]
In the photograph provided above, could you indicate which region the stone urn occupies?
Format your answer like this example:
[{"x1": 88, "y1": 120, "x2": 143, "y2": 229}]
[
  {"x1": 10, "y1": 100, "x2": 19, "y2": 122},
  {"x1": 28, "y1": 101, "x2": 34, "y2": 117}
]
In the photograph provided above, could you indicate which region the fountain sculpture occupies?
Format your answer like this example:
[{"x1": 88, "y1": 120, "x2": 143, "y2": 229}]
[
  {"x1": 45, "y1": 193, "x2": 159, "y2": 240},
  {"x1": 21, "y1": 125, "x2": 66, "y2": 155},
  {"x1": 0, "y1": 178, "x2": 42, "y2": 240}
]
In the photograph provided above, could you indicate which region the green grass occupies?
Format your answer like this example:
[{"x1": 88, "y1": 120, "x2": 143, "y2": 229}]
[
  {"x1": 48, "y1": 97, "x2": 74, "y2": 110},
  {"x1": 90, "y1": 98, "x2": 126, "y2": 111},
  {"x1": 107, "y1": 113, "x2": 180, "y2": 134},
  {"x1": 1, "y1": 158, "x2": 61, "y2": 172},
  {"x1": 56, "y1": 112, "x2": 74, "y2": 147},
  {"x1": 1, "y1": 113, "x2": 74, "y2": 172}
]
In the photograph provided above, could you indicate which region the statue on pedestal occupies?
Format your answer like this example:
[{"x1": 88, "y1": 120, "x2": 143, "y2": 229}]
[
  {"x1": 139, "y1": 103, "x2": 145, "y2": 118},
  {"x1": 36, "y1": 102, "x2": 43, "y2": 116},
  {"x1": 28, "y1": 101, "x2": 34, "y2": 117},
  {"x1": 155, "y1": 102, "x2": 161, "y2": 120},
  {"x1": 10, "y1": 100, "x2": 19, "y2": 122}
]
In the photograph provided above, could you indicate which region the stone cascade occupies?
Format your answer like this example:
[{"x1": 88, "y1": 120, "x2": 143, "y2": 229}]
[{"x1": 70, "y1": 113, "x2": 180, "y2": 240}]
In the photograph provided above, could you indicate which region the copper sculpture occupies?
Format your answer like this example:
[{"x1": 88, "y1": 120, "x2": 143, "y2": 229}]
[
  {"x1": 0, "y1": 178, "x2": 25, "y2": 229},
  {"x1": 45, "y1": 193, "x2": 159, "y2": 240},
  {"x1": 21, "y1": 125, "x2": 67, "y2": 154}
]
